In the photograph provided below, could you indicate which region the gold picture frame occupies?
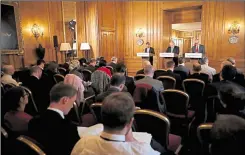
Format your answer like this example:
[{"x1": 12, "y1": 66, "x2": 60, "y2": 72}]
[{"x1": 1, "y1": 2, "x2": 24, "y2": 55}]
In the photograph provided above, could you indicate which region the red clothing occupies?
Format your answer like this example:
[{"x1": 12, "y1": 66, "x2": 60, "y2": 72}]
[{"x1": 97, "y1": 67, "x2": 112, "y2": 77}]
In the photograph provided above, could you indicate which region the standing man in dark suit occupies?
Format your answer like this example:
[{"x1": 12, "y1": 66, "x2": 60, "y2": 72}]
[
  {"x1": 166, "y1": 41, "x2": 180, "y2": 66},
  {"x1": 144, "y1": 42, "x2": 155, "y2": 65},
  {"x1": 192, "y1": 38, "x2": 205, "y2": 55},
  {"x1": 29, "y1": 83, "x2": 80, "y2": 155}
]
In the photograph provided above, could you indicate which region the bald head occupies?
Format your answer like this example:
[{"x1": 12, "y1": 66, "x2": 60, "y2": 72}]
[
  {"x1": 142, "y1": 60, "x2": 151, "y2": 68},
  {"x1": 3, "y1": 65, "x2": 15, "y2": 75},
  {"x1": 193, "y1": 63, "x2": 201, "y2": 73},
  {"x1": 144, "y1": 65, "x2": 154, "y2": 77}
]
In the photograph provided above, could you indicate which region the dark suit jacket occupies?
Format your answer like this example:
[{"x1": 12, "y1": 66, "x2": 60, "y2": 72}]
[
  {"x1": 144, "y1": 47, "x2": 155, "y2": 64},
  {"x1": 166, "y1": 46, "x2": 179, "y2": 55},
  {"x1": 108, "y1": 62, "x2": 117, "y2": 71},
  {"x1": 192, "y1": 44, "x2": 205, "y2": 54},
  {"x1": 174, "y1": 65, "x2": 190, "y2": 76},
  {"x1": 23, "y1": 76, "x2": 48, "y2": 115},
  {"x1": 212, "y1": 72, "x2": 245, "y2": 87},
  {"x1": 136, "y1": 69, "x2": 144, "y2": 75},
  {"x1": 84, "y1": 65, "x2": 96, "y2": 73},
  {"x1": 187, "y1": 73, "x2": 209, "y2": 84},
  {"x1": 28, "y1": 110, "x2": 80, "y2": 155},
  {"x1": 161, "y1": 70, "x2": 182, "y2": 89},
  {"x1": 125, "y1": 76, "x2": 135, "y2": 96},
  {"x1": 95, "y1": 87, "x2": 120, "y2": 102}
]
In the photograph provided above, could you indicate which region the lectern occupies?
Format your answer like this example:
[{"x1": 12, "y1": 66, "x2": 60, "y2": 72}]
[
  {"x1": 185, "y1": 53, "x2": 203, "y2": 63},
  {"x1": 137, "y1": 52, "x2": 154, "y2": 61},
  {"x1": 159, "y1": 53, "x2": 175, "y2": 68}
]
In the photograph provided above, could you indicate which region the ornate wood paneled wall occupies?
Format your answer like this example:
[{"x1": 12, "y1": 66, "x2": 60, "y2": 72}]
[
  {"x1": 202, "y1": 1, "x2": 245, "y2": 73},
  {"x1": 1, "y1": 1, "x2": 65, "y2": 69}
]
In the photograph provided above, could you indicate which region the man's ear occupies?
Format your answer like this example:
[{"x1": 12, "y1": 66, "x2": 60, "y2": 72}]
[{"x1": 61, "y1": 97, "x2": 69, "y2": 104}]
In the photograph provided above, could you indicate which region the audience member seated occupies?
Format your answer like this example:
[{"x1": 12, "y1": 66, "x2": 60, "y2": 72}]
[
  {"x1": 115, "y1": 63, "x2": 135, "y2": 95},
  {"x1": 96, "y1": 74, "x2": 126, "y2": 102},
  {"x1": 84, "y1": 58, "x2": 97, "y2": 72},
  {"x1": 22, "y1": 66, "x2": 47, "y2": 114},
  {"x1": 210, "y1": 115, "x2": 245, "y2": 155},
  {"x1": 213, "y1": 60, "x2": 232, "y2": 82},
  {"x1": 40, "y1": 62, "x2": 58, "y2": 104},
  {"x1": 184, "y1": 58, "x2": 193, "y2": 73},
  {"x1": 187, "y1": 63, "x2": 209, "y2": 84},
  {"x1": 217, "y1": 84, "x2": 245, "y2": 118},
  {"x1": 174, "y1": 57, "x2": 190, "y2": 77},
  {"x1": 136, "y1": 60, "x2": 151, "y2": 75},
  {"x1": 3, "y1": 87, "x2": 32, "y2": 133},
  {"x1": 1, "y1": 65, "x2": 19, "y2": 86},
  {"x1": 199, "y1": 57, "x2": 216, "y2": 81},
  {"x1": 69, "y1": 60, "x2": 83, "y2": 80},
  {"x1": 161, "y1": 61, "x2": 182, "y2": 89},
  {"x1": 136, "y1": 65, "x2": 164, "y2": 92},
  {"x1": 227, "y1": 57, "x2": 245, "y2": 87},
  {"x1": 28, "y1": 83, "x2": 80, "y2": 155},
  {"x1": 37, "y1": 59, "x2": 45, "y2": 70},
  {"x1": 107, "y1": 56, "x2": 118, "y2": 71},
  {"x1": 78, "y1": 58, "x2": 88, "y2": 68},
  {"x1": 71, "y1": 92, "x2": 161, "y2": 155},
  {"x1": 64, "y1": 74, "x2": 84, "y2": 106},
  {"x1": 97, "y1": 60, "x2": 112, "y2": 78}
]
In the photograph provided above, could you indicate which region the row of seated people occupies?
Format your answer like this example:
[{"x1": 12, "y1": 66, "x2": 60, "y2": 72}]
[
  {"x1": 1, "y1": 56, "x2": 245, "y2": 154},
  {"x1": 2, "y1": 82, "x2": 245, "y2": 155}
]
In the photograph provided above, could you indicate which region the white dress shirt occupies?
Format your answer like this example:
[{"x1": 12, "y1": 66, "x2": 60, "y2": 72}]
[
  {"x1": 1, "y1": 74, "x2": 19, "y2": 86},
  {"x1": 72, "y1": 124, "x2": 160, "y2": 155},
  {"x1": 146, "y1": 48, "x2": 150, "y2": 53},
  {"x1": 47, "y1": 107, "x2": 65, "y2": 119}
]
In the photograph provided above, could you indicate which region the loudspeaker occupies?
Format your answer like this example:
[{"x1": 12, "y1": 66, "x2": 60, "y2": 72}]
[{"x1": 53, "y1": 36, "x2": 58, "y2": 47}]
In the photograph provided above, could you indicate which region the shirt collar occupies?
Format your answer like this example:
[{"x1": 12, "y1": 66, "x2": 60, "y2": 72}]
[
  {"x1": 178, "y1": 64, "x2": 185, "y2": 66},
  {"x1": 48, "y1": 107, "x2": 65, "y2": 119},
  {"x1": 100, "y1": 131, "x2": 125, "y2": 142}
]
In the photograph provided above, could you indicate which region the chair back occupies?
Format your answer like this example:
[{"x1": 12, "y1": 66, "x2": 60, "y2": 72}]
[
  {"x1": 58, "y1": 67, "x2": 67, "y2": 76},
  {"x1": 162, "y1": 89, "x2": 189, "y2": 118},
  {"x1": 4, "y1": 83, "x2": 16, "y2": 91},
  {"x1": 197, "y1": 123, "x2": 213, "y2": 155},
  {"x1": 16, "y1": 135, "x2": 46, "y2": 155},
  {"x1": 157, "y1": 76, "x2": 176, "y2": 89},
  {"x1": 153, "y1": 69, "x2": 167, "y2": 79},
  {"x1": 90, "y1": 103, "x2": 102, "y2": 123},
  {"x1": 174, "y1": 70, "x2": 188, "y2": 81},
  {"x1": 134, "y1": 109, "x2": 170, "y2": 148},
  {"x1": 81, "y1": 95, "x2": 96, "y2": 116},
  {"x1": 21, "y1": 86, "x2": 39, "y2": 114},
  {"x1": 53, "y1": 74, "x2": 64, "y2": 83},
  {"x1": 82, "y1": 69, "x2": 92, "y2": 82},
  {"x1": 72, "y1": 102, "x2": 82, "y2": 125},
  {"x1": 134, "y1": 74, "x2": 145, "y2": 81},
  {"x1": 105, "y1": 66, "x2": 114, "y2": 74},
  {"x1": 183, "y1": 79, "x2": 205, "y2": 97}
]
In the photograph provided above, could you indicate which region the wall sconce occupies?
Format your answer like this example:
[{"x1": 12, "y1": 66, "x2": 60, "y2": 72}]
[
  {"x1": 136, "y1": 28, "x2": 145, "y2": 38},
  {"x1": 31, "y1": 24, "x2": 44, "y2": 39},
  {"x1": 228, "y1": 21, "x2": 240, "y2": 35}
]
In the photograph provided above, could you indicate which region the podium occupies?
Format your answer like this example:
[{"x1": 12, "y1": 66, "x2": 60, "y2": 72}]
[
  {"x1": 185, "y1": 53, "x2": 203, "y2": 63},
  {"x1": 137, "y1": 52, "x2": 154, "y2": 61},
  {"x1": 159, "y1": 53, "x2": 175, "y2": 68}
]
